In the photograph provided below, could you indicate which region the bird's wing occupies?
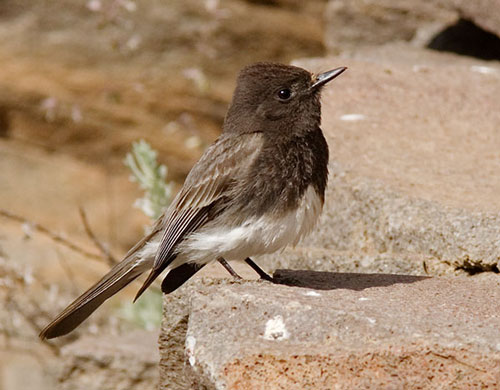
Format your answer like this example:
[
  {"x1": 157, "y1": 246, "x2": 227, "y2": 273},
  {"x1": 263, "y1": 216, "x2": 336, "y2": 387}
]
[{"x1": 133, "y1": 132, "x2": 263, "y2": 300}]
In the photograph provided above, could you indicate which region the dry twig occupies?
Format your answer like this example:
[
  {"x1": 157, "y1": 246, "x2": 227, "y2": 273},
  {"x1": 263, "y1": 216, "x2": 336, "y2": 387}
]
[
  {"x1": 6, "y1": 297, "x2": 61, "y2": 356},
  {"x1": 78, "y1": 206, "x2": 117, "y2": 266},
  {"x1": 0, "y1": 208, "x2": 106, "y2": 263},
  {"x1": 0, "y1": 257, "x2": 61, "y2": 355}
]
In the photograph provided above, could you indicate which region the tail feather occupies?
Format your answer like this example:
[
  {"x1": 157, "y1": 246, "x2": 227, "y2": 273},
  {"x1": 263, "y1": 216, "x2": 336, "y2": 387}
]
[
  {"x1": 39, "y1": 256, "x2": 149, "y2": 340},
  {"x1": 133, "y1": 266, "x2": 162, "y2": 303}
]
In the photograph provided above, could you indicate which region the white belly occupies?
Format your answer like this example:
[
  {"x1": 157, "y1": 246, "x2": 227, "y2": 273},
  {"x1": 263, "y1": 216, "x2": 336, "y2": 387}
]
[{"x1": 177, "y1": 185, "x2": 323, "y2": 265}]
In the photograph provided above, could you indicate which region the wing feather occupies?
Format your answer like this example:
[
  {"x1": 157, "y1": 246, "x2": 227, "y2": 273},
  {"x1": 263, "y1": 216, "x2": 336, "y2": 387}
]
[{"x1": 133, "y1": 132, "x2": 263, "y2": 300}]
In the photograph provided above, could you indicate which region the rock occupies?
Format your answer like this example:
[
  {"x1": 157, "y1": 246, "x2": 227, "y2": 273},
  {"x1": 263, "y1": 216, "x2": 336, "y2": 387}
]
[
  {"x1": 158, "y1": 282, "x2": 196, "y2": 390},
  {"x1": 257, "y1": 46, "x2": 500, "y2": 276},
  {"x1": 0, "y1": 140, "x2": 146, "y2": 249},
  {"x1": 445, "y1": 0, "x2": 500, "y2": 38},
  {"x1": 324, "y1": 0, "x2": 500, "y2": 53},
  {"x1": 157, "y1": 261, "x2": 258, "y2": 390},
  {"x1": 159, "y1": 273, "x2": 500, "y2": 389},
  {"x1": 0, "y1": 347, "x2": 56, "y2": 390},
  {"x1": 59, "y1": 330, "x2": 159, "y2": 390}
]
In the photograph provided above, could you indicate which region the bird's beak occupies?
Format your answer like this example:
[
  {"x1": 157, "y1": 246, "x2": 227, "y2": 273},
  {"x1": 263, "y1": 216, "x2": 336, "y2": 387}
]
[{"x1": 311, "y1": 67, "x2": 347, "y2": 90}]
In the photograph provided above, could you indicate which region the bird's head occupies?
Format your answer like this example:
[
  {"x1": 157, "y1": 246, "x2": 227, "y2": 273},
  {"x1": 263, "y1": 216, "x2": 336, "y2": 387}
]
[{"x1": 223, "y1": 62, "x2": 347, "y2": 137}]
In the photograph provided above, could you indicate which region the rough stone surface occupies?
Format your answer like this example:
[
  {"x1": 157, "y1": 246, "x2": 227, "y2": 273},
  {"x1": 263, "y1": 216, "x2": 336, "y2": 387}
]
[
  {"x1": 257, "y1": 47, "x2": 500, "y2": 276},
  {"x1": 451, "y1": 0, "x2": 500, "y2": 38},
  {"x1": 159, "y1": 282, "x2": 197, "y2": 390},
  {"x1": 325, "y1": 0, "x2": 500, "y2": 53},
  {"x1": 160, "y1": 273, "x2": 500, "y2": 389},
  {"x1": 0, "y1": 346, "x2": 57, "y2": 390},
  {"x1": 59, "y1": 330, "x2": 159, "y2": 390},
  {"x1": 157, "y1": 260, "x2": 258, "y2": 390}
]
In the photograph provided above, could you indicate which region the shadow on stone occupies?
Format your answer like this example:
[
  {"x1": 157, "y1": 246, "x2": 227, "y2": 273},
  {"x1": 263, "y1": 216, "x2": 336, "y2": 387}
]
[{"x1": 273, "y1": 269, "x2": 429, "y2": 291}]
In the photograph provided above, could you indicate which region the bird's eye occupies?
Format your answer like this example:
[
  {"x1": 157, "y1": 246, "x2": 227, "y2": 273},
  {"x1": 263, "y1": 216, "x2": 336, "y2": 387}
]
[{"x1": 277, "y1": 88, "x2": 292, "y2": 100}]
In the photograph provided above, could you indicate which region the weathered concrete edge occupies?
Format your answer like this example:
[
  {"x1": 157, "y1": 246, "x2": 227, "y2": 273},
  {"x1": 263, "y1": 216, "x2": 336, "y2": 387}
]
[
  {"x1": 262, "y1": 159, "x2": 500, "y2": 275},
  {"x1": 326, "y1": 160, "x2": 500, "y2": 270},
  {"x1": 219, "y1": 343, "x2": 500, "y2": 389},
  {"x1": 174, "y1": 275, "x2": 500, "y2": 389}
]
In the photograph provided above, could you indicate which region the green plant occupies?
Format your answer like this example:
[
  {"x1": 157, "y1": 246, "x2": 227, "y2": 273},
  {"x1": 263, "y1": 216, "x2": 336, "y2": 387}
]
[
  {"x1": 122, "y1": 140, "x2": 175, "y2": 328},
  {"x1": 124, "y1": 140, "x2": 174, "y2": 219},
  {"x1": 119, "y1": 288, "x2": 163, "y2": 331}
]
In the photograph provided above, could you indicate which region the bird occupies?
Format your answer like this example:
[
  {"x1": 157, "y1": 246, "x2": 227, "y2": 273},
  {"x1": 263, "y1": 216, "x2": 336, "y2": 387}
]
[{"x1": 39, "y1": 62, "x2": 347, "y2": 340}]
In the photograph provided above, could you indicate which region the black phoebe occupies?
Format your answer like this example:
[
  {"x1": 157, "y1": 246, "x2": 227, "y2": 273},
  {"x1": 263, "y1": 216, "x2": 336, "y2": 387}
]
[{"x1": 39, "y1": 62, "x2": 347, "y2": 339}]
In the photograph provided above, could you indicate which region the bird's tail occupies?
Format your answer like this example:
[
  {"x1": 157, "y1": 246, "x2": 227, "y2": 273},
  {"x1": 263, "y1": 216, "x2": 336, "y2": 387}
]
[{"x1": 39, "y1": 255, "x2": 151, "y2": 340}]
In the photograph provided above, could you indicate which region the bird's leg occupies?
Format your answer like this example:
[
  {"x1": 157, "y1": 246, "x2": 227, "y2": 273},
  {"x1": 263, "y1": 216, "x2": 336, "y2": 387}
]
[
  {"x1": 244, "y1": 257, "x2": 274, "y2": 282},
  {"x1": 217, "y1": 257, "x2": 242, "y2": 279}
]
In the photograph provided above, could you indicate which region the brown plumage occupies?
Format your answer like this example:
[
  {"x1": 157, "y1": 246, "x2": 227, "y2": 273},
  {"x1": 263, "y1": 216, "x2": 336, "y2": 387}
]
[{"x1": 39, "y1": 62, "x2": 346, "y2": 340}]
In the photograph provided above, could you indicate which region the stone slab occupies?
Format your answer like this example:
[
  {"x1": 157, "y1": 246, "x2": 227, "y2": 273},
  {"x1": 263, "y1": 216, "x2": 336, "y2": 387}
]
[
  {"x1": 163, "y1": 273, "x2": 500, "y2": 389},
  {"x1": 325, "y1": 0, "x2": 500, "y2": 53},
  {"x1": 59, "y1": 330, "x2": 159, "y2": 390}
]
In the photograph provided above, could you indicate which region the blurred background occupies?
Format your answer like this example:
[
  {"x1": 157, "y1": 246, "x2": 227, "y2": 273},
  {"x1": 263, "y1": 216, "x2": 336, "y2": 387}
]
[{"x1": 1, "y1": 0, "x2": 499, "y2": 389}]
